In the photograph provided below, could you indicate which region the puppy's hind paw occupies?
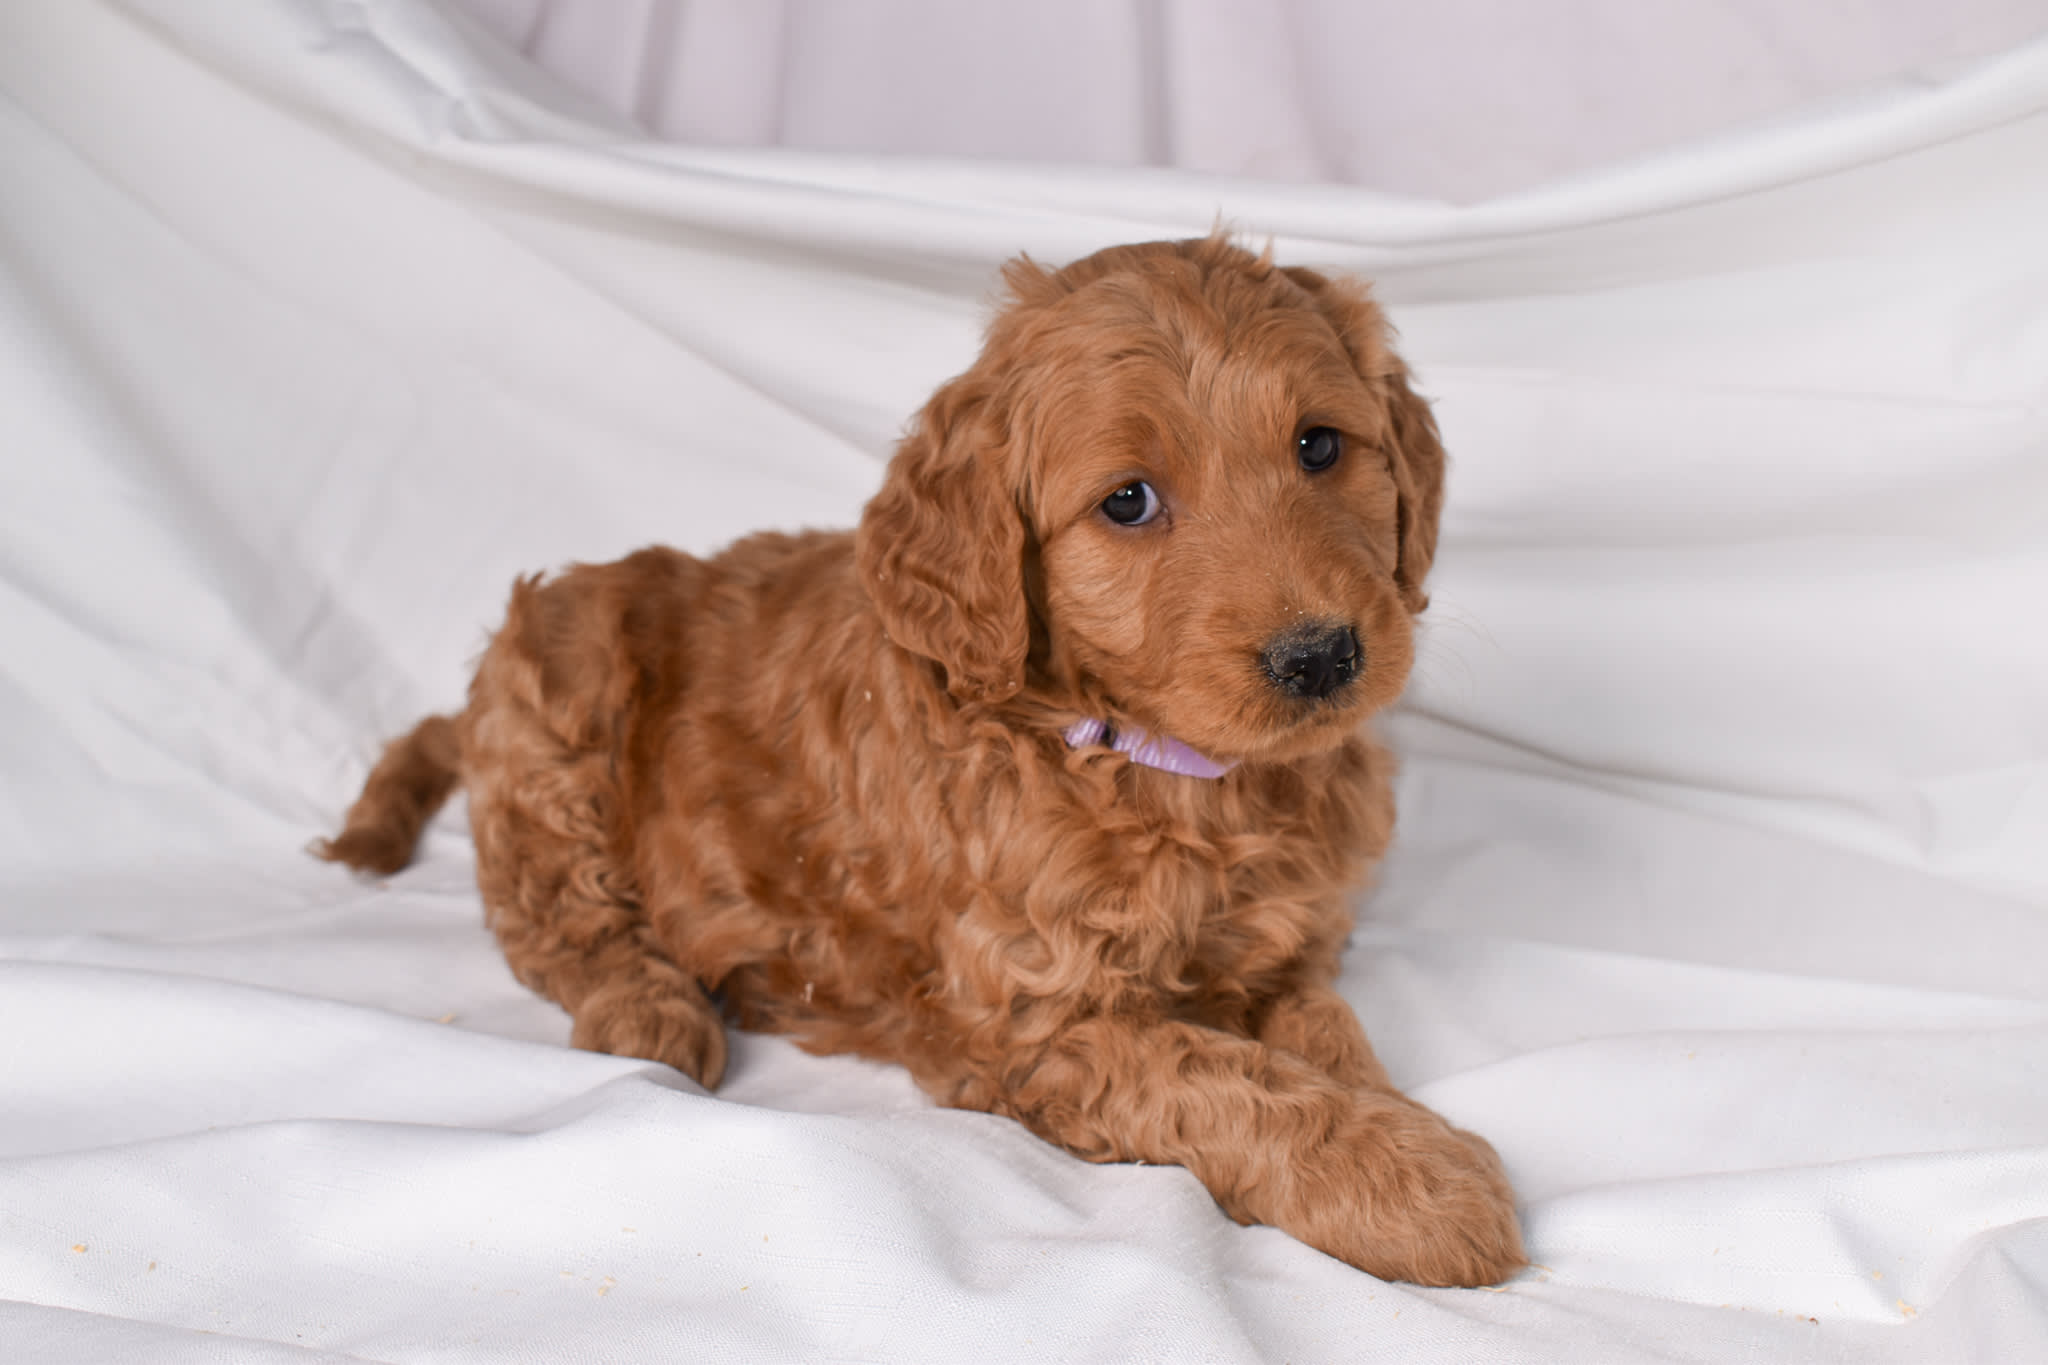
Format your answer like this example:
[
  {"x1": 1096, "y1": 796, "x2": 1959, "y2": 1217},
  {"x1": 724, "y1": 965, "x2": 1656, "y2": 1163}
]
[{"x1": 571, "y1": 980, "x2": 730, "y2": 1090}]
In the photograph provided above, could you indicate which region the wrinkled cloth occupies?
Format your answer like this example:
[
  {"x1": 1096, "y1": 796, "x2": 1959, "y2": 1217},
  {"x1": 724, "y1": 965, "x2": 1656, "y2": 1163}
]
[{"x1": 1, "y1": 3, "x2": 2044, "y2": 1360}]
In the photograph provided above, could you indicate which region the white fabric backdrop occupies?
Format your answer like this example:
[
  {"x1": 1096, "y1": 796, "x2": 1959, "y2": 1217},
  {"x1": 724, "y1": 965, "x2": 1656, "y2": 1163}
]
[
  {"x1": 456, "y1": 0, "x2": 2048, "y2": 201},
  {"x1": 2, "y1": 1, "x2": 2045, "y2": 1360}
]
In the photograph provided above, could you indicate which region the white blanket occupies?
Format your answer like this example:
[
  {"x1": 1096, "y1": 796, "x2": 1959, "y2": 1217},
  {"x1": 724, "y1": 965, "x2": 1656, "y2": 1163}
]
[{"x1": 2, "y1": 3, "x2": 2044, "y2": 1360}]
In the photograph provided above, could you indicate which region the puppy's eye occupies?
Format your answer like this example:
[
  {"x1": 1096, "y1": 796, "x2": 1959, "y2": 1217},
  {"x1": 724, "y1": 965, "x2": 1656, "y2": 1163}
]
[
  {"x1": 1101, "y1": 481, "x2": 1162, "y2": 527},
  {"x1": 1297, "y1": 426, "x2": 1343, "y2": 473}
]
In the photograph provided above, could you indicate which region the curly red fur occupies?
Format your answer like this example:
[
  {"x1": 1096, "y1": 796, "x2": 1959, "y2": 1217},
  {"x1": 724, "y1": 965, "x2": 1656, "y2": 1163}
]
[{"x1": 320, "y1": 236, "x2": 1524, "y2": 1286}]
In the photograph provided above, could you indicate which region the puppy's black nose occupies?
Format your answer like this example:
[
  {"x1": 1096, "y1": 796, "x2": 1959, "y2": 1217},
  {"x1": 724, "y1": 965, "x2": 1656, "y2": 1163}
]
[{"x1": 1263, "y1": 624, "x2": 1361, "y2": 700}]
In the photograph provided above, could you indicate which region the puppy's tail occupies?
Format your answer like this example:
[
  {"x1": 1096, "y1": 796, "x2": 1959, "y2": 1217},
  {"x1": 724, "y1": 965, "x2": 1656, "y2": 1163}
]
[{"x1": 313, "y1": 713, "x2": 463, "y2": 877}]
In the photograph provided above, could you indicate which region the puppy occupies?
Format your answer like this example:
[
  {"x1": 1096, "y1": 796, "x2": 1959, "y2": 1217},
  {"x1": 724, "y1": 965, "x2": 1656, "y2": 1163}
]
[{"x1": 320, "y1": 236, "x2": 1524, "y2": 1287}]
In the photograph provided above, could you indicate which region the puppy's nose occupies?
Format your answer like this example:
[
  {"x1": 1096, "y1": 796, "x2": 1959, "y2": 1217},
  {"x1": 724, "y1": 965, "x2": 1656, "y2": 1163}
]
[{"x1": 1263, "y1": 624, "x2": 1361, "y2": 700}]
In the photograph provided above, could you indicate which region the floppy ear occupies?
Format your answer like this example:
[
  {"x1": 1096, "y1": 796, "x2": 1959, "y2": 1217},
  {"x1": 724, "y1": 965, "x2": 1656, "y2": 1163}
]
[
  {"x1": 1284, "y1": 266, "x2": 1446, "y2": 613},
  {"x1": 855, "y1": 373, "x2": 1030, "y2": 703}
]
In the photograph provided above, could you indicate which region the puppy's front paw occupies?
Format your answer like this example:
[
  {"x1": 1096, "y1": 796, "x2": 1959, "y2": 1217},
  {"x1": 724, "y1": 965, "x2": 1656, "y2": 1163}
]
[
  {"x1": 1285, "y1": 1100, "x2": 1525, "y2": 1287},
  {"x1": 1406, "y1": 1126, "x2": 1527, "y2": 1288}
]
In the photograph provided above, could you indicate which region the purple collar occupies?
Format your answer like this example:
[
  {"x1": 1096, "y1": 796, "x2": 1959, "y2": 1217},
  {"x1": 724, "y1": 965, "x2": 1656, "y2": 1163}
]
[{"x1": 1063, "y1": 717, "x2": 1237, "y2": 780}]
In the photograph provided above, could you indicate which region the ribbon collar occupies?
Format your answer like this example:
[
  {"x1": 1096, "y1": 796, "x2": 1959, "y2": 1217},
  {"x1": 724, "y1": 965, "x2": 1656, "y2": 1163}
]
[{"x1": 1062, "y1": 717, "x2": 1237, "y2": 780}]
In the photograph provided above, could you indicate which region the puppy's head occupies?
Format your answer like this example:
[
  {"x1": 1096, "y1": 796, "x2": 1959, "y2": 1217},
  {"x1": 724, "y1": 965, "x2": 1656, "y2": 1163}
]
[{"x1": 856, "y1": 236, "x2": 1443, "y2": 765}]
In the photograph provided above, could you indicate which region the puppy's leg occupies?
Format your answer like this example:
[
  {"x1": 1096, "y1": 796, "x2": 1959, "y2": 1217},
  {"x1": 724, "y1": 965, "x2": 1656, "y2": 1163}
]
[
  {"x1": 559, "y1": 931, "x2": 729, "y2": 1089},
  {"x1": 481, "y1": 855, "x2": 729, "y2": 1088},
  {"x1": 1006, "y1": 1018, "x2": 1523, "y2": 1286},
  {"x1": 1254, "y1": 985, "x2": 1391, "y2": 1090},
  {"x1": 468, "y1": 759, "x2": 728, "y2": 1089}
]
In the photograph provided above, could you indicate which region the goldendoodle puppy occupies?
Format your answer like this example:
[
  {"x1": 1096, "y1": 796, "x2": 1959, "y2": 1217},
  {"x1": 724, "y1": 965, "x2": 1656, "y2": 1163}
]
[{"x1": 321, "y1": 235, "x2": 1524, "y2": 1287}]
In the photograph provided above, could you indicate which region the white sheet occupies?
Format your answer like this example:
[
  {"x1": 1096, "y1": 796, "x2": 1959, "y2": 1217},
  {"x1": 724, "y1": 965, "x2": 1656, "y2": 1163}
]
[{"x1": 2, "y1": 2, "x2": 2045, "y2": 1360}]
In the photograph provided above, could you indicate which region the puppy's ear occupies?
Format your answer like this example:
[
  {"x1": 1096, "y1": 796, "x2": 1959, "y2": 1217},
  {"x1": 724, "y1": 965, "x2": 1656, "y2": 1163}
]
[
  {"x1": 855, "y1": 373, "x2": 1030, "y2": 703},
  {"x1": 1284, "y1": 267, "x2": 1446, "y2": 613}
]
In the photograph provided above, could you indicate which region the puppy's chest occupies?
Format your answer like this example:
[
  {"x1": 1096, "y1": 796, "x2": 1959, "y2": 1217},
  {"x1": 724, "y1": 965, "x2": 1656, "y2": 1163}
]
[
  {"x1": 960, "y1": 771, "x2": 1368, "y2": 994},
  {"x1": 1171, "y1": 818, "x2": 1361, "y2": 983}
]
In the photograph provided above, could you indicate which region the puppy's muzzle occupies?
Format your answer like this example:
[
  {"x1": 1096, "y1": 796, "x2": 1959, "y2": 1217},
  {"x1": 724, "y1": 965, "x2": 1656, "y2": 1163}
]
[{"x1": 1263, "y1": 623, "x2": 1361, "y2": 700}]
